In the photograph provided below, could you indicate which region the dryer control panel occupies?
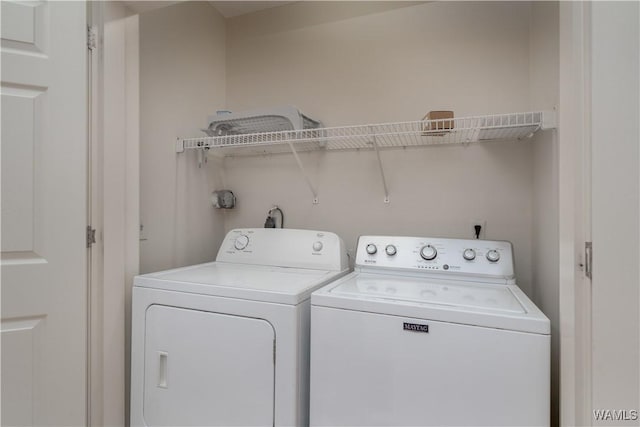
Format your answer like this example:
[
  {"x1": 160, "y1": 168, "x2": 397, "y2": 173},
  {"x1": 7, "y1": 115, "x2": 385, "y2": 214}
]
[
  {"x1": 217, "y1": 228, "x2": 348, "y2": 272},
  {"x1": 355, "y1": 236, "x2": 514, "y2": 282}
]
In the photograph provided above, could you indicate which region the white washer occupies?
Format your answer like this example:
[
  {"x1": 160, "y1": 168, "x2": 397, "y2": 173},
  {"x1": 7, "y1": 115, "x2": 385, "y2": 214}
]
[
  {"x1": 131, "y1": 228, "x2": 348, "y2": 427},
  {"x1": 310, "y1": 235, "x2": 550, "y2": 427}
]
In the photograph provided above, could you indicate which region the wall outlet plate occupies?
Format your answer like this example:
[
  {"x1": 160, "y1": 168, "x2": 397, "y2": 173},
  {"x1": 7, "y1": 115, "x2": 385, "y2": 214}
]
[{"x1": 212, "y1": 190, "x2": 236, "y2": 209}]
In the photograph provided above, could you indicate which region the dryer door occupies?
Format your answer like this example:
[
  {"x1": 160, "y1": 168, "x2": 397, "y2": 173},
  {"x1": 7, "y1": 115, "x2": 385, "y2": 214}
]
[{"x1": 143, "y1": 305, "x2": 275, "y2": 426}]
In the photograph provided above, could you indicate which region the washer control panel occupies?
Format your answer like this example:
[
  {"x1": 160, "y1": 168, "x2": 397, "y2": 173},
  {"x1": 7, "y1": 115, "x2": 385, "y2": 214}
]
[{"x1": 355, "y1": 235, "x2": 514, "y2": 280}]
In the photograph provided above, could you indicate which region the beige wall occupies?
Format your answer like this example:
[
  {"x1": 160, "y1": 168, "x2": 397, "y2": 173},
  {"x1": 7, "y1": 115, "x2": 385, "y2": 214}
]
[
  {"x1": 139, "y1": 1, "x2": 226, "y2": 274},
  {"x1": 226, "y1": 1, "x2": 532, "y2": 124},
  {"x1": 223, "y1": 1, "x2": 539, "y2": 295}
]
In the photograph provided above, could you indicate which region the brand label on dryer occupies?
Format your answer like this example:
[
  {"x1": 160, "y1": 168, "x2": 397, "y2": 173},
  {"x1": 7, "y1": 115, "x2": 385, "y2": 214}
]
[{"x1": 403, "y1": 322, "x2": 429, "y2": 333}]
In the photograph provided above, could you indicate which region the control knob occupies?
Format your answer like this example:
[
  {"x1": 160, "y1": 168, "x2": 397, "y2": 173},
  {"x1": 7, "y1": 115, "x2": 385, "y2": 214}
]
[
  {"x1": 463, "y1": 248, "x2": 476, "y2": 261},
  {"x1": 486, "y1": 249, "x2": 500, "y2": 263},
  {"x1": 385, "y1": 245, "x2": 397, "y2": 256},
  {"x1": 312, "y1": 241, "x2": 323, "y2": 252},
  {"x1": 420, "y1": 245, "x2": 437, "y2": 261},
  {"x1": 366, "y1": 244, "x2": 377, "y2": 255},
  {"x1": 234, "y1": 235, "x2": 249, "y2": 250}
]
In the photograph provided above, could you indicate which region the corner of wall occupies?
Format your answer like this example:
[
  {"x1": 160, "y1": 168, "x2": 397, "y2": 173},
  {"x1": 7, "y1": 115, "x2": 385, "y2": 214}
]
[{"x1": 139, "y1": 1, "x2": 227, "y2": 274}]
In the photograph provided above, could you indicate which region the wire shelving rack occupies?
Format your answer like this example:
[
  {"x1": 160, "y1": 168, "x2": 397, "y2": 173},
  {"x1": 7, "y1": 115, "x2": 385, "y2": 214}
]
[{"x1": 176, "y1": 111, "x2": 556, "y2": 204}]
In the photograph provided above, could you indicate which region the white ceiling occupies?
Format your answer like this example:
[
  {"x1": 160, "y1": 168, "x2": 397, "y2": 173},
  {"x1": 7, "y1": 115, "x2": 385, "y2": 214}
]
[
  {"x1": 210, "y1": 1, "x2": 296, "y2": 18},
  {"x1": 124, "y1": 1, "x2": 184, "y2": 14},
  {"x1": 124, "y1": 1, "x2": 295, "y2": 18}
]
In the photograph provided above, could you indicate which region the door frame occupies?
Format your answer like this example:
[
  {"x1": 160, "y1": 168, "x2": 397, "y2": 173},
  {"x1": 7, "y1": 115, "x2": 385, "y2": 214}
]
[
  {"x1": 87, "y1": 3, "x2": 102, "y2": 425},
  {"x1": 87, "y1": 2, "x2": 140, "y2": 425},
  {"x1": 558, "y1": 1, "x2": 592, "y2": 426}
]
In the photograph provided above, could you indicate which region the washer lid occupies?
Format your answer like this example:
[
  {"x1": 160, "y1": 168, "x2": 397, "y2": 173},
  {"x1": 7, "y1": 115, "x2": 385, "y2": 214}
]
[
  {"x1": 135, "y1": 262, "x2": 347, "y2": 305},
  {"x1": 312, "y1": 273, "x2": 550, "y2": 334}
]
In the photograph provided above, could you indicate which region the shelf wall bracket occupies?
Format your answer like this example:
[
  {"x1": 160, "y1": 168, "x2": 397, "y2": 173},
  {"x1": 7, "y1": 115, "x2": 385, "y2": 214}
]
[
  {"x1": 176, "y1": 138, "x2": 185, "y2": 153},
  {"x1": 197, "y1": 147, "x2": 208, "y2": 168},
  {"x1": 371, "y1": 132, "x2": 390, "y2": 204},
  {"x1": 287, "y1": 140, "x2": 319, "y2": 204},
  {"x1": 541, "y1": 110, "x2": 557, "y2": 130}
]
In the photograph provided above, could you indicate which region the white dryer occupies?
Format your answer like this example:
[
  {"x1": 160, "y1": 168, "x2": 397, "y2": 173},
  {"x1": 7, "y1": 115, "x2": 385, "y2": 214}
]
[
  {"x1": 131, "y1": 228, "x2": 348, "y2": 427},
  {"x1": 310, "y1": 235, "x2": 550, "y2": 427}
]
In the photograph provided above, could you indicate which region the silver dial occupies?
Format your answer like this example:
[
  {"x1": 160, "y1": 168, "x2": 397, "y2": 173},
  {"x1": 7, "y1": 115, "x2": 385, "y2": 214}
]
[
  {"x1": 234, "y1": 235, "x2": 249, "y2": 250},
  {"x1": 420, "y1": 244, "x2": 437, "y2": 261},
  {"x1": 463, "y1": 248, "x2": 476, "y2": 261},
  {"x1": 486, "y1": 249, "x2": 500, "y2": 263},
  {"x1": 385, "y1": 245, "x2": 397, "y2": 256},
  {"x1": 312, "y1": 241, "x2": 323, "y2": 252},
  {"x1": 366, "y1": 244, "x2": 377, "y2": 255}
]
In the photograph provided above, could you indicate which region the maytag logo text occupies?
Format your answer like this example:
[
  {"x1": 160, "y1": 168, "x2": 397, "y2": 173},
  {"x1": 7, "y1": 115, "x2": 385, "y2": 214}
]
[{"x1": 403, "y1": 322, "x2": 429, "y2": 333}]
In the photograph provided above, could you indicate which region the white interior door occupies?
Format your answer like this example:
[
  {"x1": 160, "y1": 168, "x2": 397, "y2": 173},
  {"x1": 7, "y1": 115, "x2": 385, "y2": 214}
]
[
  {"x1": 143, "y1": 305, "x2": 275, "y2": 427},
  {"x1": 590, "y1": 2, "x2": 640, "y2": 425},
  {"x1": 1, "y1": 1, "x2": 88, "y2": 426}
]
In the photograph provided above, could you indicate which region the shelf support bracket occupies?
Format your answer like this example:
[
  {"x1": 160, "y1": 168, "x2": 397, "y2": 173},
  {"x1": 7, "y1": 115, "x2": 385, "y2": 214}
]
[
  {"x1": 541, "y1": 110, "x2": 557, "y2": 130},
  {"x1": 371, "y1": 132, "x2": 390, "y2": 204},
  {"x1": 287, "y1": 140, "x2": 319, "y2": 204},
  {"x1": 176, "y1": 138, "x2": 185, "y2": 153}
]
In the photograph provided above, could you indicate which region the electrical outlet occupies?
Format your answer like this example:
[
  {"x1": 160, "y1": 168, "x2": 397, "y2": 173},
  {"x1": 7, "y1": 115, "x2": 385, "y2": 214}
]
[{"x1": 468, "y1": 219, "x2": 487, "y2": 240}]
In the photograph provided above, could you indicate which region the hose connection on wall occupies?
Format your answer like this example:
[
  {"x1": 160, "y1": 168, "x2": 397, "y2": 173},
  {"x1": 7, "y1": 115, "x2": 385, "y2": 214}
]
[{"x1": 264, "y1": 205, "x2": 284, "y2": 228}]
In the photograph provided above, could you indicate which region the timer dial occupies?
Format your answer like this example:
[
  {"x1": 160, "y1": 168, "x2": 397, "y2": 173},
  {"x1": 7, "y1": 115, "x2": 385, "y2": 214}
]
[
  {"x1": 234, "y1": 235, "x2": 249, "y2": 250},
  {"x1": 366, "y1": 244, "x2": 378, "y2": 255},
  {"x1": 486, "y1": 249, "x2": 501, "y2": 263},
  {"x1": 420, "y1": 245, "x2": 437, "y2": 261},
  {"x1": 463, "y1": 248, "x2": 476, "y2": 261},
  {"x1": 385, "y1": 245, "x2": 397, "y2": 256}
]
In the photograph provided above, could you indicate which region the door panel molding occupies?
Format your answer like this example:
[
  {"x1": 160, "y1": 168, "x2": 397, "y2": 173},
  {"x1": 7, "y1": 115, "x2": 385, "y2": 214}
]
[
  {"x1": 1, "y1": 316, "x2": 45, "y2": 426},
  {"x1": 0, "y1": 0, "x2": 48, "y2": 55}
]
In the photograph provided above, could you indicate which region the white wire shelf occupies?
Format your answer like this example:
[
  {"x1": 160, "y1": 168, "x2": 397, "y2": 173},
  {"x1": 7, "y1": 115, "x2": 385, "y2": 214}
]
[
  {"x1": 176, "y1": 111, "x2": 555, "y2": 157},
  {"x1": 176, "y1": 111, "x2": 556, "y2": 205}
]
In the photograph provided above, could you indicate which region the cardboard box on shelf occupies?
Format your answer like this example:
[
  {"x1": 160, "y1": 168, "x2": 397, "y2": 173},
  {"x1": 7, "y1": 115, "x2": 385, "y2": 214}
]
[{"x1": 422, "y1": 110, "x2": 454, "y2": 136}]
